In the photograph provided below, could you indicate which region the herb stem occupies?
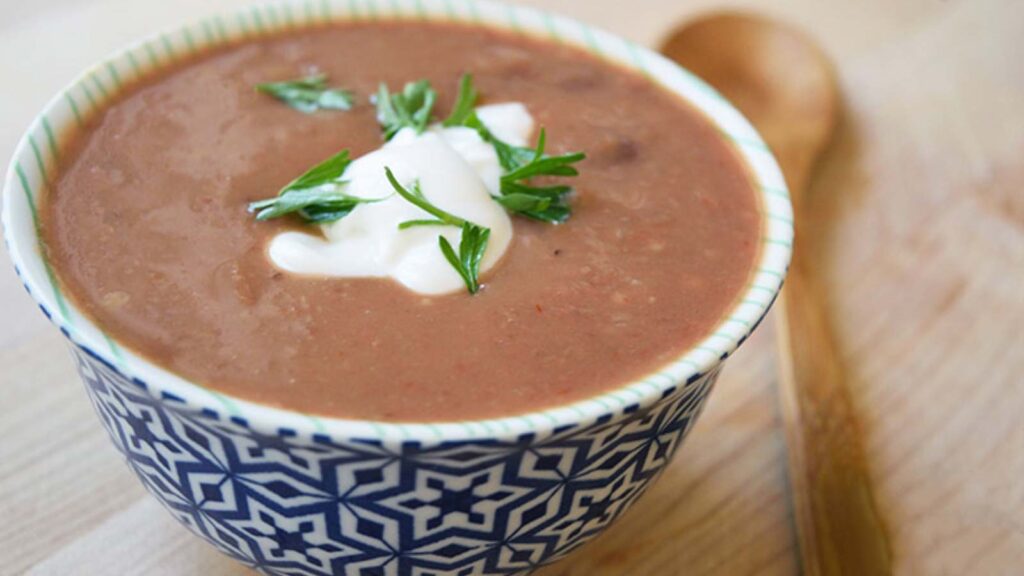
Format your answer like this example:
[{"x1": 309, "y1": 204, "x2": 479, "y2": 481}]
[
  {"x1": 384, "y1": 166, "x2": 490, "y2": 295},
  {"x1": 384, "y1": 167, "x2": 467, "y2": 227}
]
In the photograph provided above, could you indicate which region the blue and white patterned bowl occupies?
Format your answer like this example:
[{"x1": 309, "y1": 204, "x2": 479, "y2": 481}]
[{"x1": 1, "y1": 1, "x2": 793, "y2": 574}]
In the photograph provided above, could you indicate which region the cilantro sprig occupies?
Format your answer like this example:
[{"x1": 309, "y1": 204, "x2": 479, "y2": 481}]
[
  {"x1": 384, "y1": 167, "x2": 490, "y2": 294},
  {"x1": 248, "y1": 73, "x2": 586, "y2": 295},
  {"x1": 248, "y1": 151, "x2": 383, "y2": 223},
  {"x1": 494, "y1": 129, "x2": 583, "y2": 223},
  {"x1": 256, "y1": 73, "x2": 354, "y2": 113},
  {"x1": 445, "y1": 74, "x2": 585, "y2": 223},
  {"x1": 386, "y1": 174, "x2": 466, "y2": 230},
  {"x1": 442, "y1": 74, "x2": 479, "y2": 127},
  {"x1": 375, "y1": 80, "x2": 437, "y2": 140},
  {"x1": 439, "y1": 223, "x2": 490, "y2": 295}
]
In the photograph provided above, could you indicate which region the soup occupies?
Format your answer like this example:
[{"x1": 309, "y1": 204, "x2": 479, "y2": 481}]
[{"x1": 41, "y1": 21, "x2": 760, "y2": 422}]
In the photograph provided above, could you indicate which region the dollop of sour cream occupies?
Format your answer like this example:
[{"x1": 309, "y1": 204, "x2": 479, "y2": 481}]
[{"x1": 267, "y1": 103, "x2": 534, "y2": 295}]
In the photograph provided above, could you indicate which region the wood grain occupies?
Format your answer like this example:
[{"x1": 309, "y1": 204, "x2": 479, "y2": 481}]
[
  {"x1": 660, "y1": 14, "x2": 890, "y2": 574},
  {"x1": 1, "y1": 0, "x2": 1022, "y2": 574}
]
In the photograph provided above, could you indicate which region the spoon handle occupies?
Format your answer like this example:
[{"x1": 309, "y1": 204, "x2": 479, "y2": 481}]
[
  {"x1": 658, "y1": 13, "x2": 891, "y2": 572},
  {"x1": 776, "y1": 258, "x2": 892, "y2": 575}
]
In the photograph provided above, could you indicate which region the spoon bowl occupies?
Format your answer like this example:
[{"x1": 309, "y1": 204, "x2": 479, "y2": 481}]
[{"x1": 661, "y1": 13, "x2": 837, "y2": 197}]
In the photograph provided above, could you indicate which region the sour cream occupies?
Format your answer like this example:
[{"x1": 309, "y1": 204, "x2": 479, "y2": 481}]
[{"x1": 267, "y1": 103, "x2": 534, "y2": 295}]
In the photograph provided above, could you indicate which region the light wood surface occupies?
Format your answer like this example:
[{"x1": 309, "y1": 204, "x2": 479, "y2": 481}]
[
  {"x1": 1, "y1": 0, "x2": 1021, "y2": 574},
  {"x1": 661, "y1": 15, "x2": 891, "y2": 576}
]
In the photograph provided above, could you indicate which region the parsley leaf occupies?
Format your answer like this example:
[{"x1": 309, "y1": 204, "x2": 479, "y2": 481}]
[
  {"x1": 439, "y1": 223, "x2": 490, "y2": 295},
  {"x1": 248, "y1": 151, "x2": 382, "y2": 223},
  {"x1": 255, "y1": 73, "x2": 354, "y2": 113},
  {"x1": 442, "y1": 73, "x2": 479, "y2": 127},
  {"x1": 502, "y1": 129, "x2": 585, "y2": 180},
  {"x1": 461, "y1": 116, "x2": 536, "y2": 172},
  {"x1": 375, "y1": 80, "x2": 438, "y2": 140},
  {"x1": 496, "y1": 128, "x2": 585, "y2": 223},
  {"x1": 464, "y1": 116, "x2": 583, "y2": 223},
  {"x1": 440, "y1": 74, "x2": 585, "y2": 223},
  {"x1": 248, "y1": 189, "x2": 362, "y2": 223},
  {"x1": 280, "y1": 150, "x2": 352, "y2": 193},
  {"x1": 250, "y1": 73, "x2": 587, "y2": 293},
  {"x1": 384, "y1": 167, "x2": 490, "y2": 294}
]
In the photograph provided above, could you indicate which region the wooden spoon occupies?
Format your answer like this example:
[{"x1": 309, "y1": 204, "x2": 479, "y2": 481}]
[{"x1": 661, "y1": 14, "x2": 892, "y2": 576}]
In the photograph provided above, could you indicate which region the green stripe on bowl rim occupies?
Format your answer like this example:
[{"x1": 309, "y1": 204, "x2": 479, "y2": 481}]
[{"x1": 1, "y1": 0, "x2": 792, "y2": 448}]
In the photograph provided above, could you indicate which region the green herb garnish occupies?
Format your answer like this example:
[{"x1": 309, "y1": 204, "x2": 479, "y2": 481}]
[
  {"x1": 375, "y1": 80, "x2": 438, "y2": 140},
  {"x1": 256, "y1": 73, "x2": 354, "y2": 113},
  {"x1": 442, "y1": 73, "x2": 479, "y2": 127},
  {"x1": 443, "y1": 74, "x2": 585, "y2": 223},
  {"x1": 248, "y1": 73, "x2": 586, "y2": 295},
  {"x1": 398, "y1": 219, "x2": 451, "y2": 229},
  {"x1": 248, "y1": 151, "x2": 382, "y2": 223},
  {"x1": 439, "y1": 223, "x2": 490, "y2": 295},
  {"x1": 385, "y1": 168, "x2": 467, "y2": 228},
  {"x1": 495, "y1": 129, "x2": 584, "y2": 223},
  {"x1": 385, "y1": 167, "x2": 490, "y2": 294}
]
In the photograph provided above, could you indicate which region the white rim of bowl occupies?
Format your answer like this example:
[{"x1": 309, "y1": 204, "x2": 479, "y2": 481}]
[{"x1": 1, "y1": 0, "x2": 793, "y2": 445}]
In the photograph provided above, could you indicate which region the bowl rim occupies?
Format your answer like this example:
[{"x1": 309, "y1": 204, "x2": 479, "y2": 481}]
[{"x1": 1, "y1": 0, "x2": 793, "y2": 445}]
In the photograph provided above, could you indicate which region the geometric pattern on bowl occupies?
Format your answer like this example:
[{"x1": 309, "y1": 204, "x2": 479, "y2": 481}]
[{"x1": 75, "y1": 343, "x2": 719, "y2": 575}]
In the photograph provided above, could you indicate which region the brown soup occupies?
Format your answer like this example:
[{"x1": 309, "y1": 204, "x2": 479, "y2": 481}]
[{"x1": 42, "y1": 22, "x2": 761, "y2": 422}]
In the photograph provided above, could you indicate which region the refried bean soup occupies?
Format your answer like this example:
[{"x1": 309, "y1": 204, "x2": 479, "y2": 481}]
[{"x1": 41, "y1": 21, "x2": 761, "y2": 422}]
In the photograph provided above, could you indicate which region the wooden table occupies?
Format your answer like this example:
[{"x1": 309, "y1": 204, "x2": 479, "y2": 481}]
[{"x1": 1, "y1": 0, "x2": 1021, "y2": 573}]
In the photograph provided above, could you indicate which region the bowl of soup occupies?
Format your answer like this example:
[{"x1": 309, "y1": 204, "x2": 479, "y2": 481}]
[{"x1": 2, "y1": 0, "x2": 792, "y2": 574}]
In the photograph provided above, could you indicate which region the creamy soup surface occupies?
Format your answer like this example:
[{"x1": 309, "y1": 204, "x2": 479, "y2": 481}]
[{"x1": 43, "y1": 22, "x2": 761, "y2": 422}]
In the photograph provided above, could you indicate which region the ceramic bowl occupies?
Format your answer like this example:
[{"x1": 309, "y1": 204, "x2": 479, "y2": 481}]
[{"x1": 1, "y1": 1, "x2": 792, "y2": 574}]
